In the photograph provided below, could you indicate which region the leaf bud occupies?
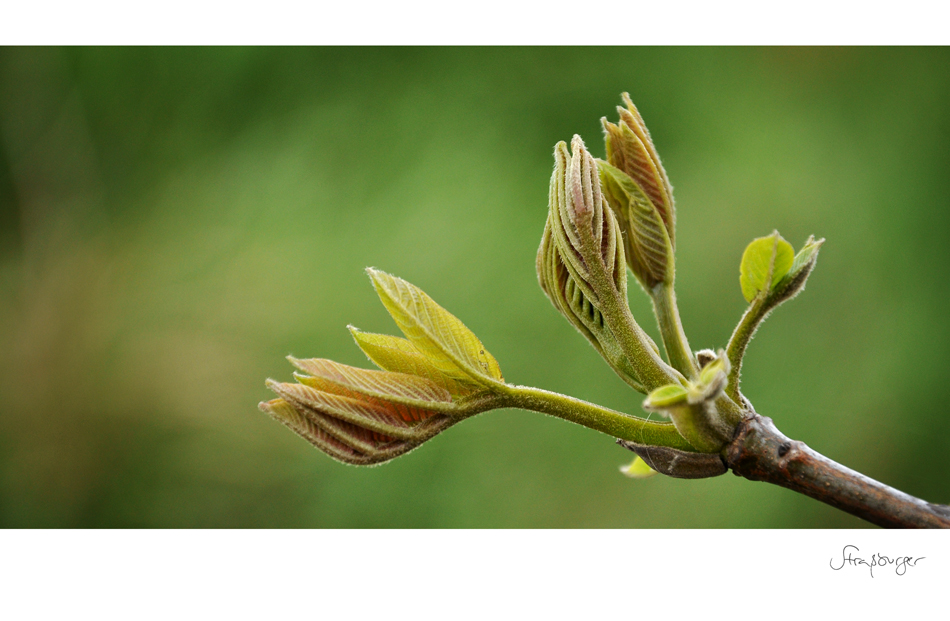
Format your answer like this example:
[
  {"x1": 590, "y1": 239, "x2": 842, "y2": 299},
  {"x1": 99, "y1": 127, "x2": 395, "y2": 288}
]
[
  {"x1": 548, "y1": 136, "x2": 626, "y2": 299},
  {"x1": 617, "y1": 439, "x2": 727, "y2": 479},
  {"x1": 601, "y1": 93, "x2": 676, "y2": 248}
]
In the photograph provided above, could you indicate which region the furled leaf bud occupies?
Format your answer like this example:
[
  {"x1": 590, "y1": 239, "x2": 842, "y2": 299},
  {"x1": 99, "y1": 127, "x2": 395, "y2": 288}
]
[
  {"x1": 601, "y1": 93, "x2": 676, "y2": 248},
  {"x1": 598, "y1": 160, "x2": 674, "y2": 290},
  {"x1": 537, "y1": 209, "x2": 652, "y2": 391},
  {"x1": 548, "y1": 136, "x2": 627, "y2": 300},
  {"x1": 539, "y1": 137, "x2": 673, "y2": 391}
]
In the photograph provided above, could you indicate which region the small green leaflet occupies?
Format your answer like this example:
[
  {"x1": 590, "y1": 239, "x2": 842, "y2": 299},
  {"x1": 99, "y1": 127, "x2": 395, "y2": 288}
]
[
  {"x1": 644, "y1": 383, "x2": 688, "y2": 409},
  {"x1": 739, "y1": 232, "x2": 794, "y2": 303}
]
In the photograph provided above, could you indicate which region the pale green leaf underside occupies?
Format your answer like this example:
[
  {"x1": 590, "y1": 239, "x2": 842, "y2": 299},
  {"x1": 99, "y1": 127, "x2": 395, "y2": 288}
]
[{"x1": 740, "y1": 234, "x2": 794, "y2": 302}]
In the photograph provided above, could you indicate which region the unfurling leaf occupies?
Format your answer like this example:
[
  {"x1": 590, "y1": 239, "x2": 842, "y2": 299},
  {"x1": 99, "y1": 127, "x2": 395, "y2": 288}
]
[
  {"x1": 367, "y1": 268, "x2": 504, "y2": 387},
  {"x1": 598, "y1": 160, "x2": 673, "y2": 289},
  {"x1": 262, "y1": 360, "x2": 469, "y2": 466},
  {"x1": 259, "y1": 393, "x2": 454, "y2": 466},
  {"x1": 347, "y1": 327, "x2": 479, "y2": 397},
  {"x1": 691, "y1": 353, "x2": 729, "y2": 404},
  {"x1": 262, "y1": 272, "x2": 508, "y2": 465},
  {"x1": 602, "y1": 93, "x2": 676, "y2": 248},
  {"x1": 641, "y1": 351, "x2": 731, "y2": 453},
  {"x1": 768, "y1": 235, "x2": 825, "y2": 306},
  {"x1": 739, "y1": 232, "x2": 794, "y2": 303},
  {"x1": 620, "y1": 455, "x2": 658, "y2": 479}
]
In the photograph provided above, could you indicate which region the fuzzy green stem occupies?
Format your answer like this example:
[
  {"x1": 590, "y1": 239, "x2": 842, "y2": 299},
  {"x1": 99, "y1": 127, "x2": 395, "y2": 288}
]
[
  {"x1": 651, "y1": 282, "x2": 698, "y2": 379},
  {"x1": 491, "y1": 384, "x2": 695, "y2": 451},
  {"x1": 576, "y1": 225, "x2": 682, "y2": 391},
  {"x1": 725, "y1": 298, "x2": 766, "y2": 401}
]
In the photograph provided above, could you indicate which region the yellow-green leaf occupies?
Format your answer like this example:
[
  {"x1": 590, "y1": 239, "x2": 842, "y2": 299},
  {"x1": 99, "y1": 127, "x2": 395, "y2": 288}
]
[
  {"x1": 644, "y1": 383, "x2": 688, "y2": 409},
  {"x1": 739, "y1": 232, "x2": 794, "y2": 303},
  {"x1": 348, "y1": 327, "x2": 479, "y2": 397},
  {"x1": 367, "y1": 268, "x2": 504, "y2": 386},
  {"x1": 620, "y1": 455, "x2": 658, "y2": 479}
]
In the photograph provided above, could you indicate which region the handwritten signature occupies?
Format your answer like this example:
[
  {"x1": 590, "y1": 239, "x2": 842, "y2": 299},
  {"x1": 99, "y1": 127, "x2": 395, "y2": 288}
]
[{"x1": 829, "y1": 545, "x2": 924, "y2": 577}]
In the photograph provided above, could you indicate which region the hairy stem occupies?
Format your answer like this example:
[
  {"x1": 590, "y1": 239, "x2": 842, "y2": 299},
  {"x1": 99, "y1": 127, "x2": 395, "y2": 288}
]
[
  {"x1": 725, "y1": 298, "x2": 766, "y2": 401},
  {"x1": 724, "y1": 414, "x2": 950, "y2": 528},
  {"x1": 577, "y1": 224, "x2": 682, "y2": 391},
  {"x1": 651, "y1": 282, "x2": 698, "y2": 379},
  {"x1": 493, "y1": 384, "x2": 696, "y2": 451}
]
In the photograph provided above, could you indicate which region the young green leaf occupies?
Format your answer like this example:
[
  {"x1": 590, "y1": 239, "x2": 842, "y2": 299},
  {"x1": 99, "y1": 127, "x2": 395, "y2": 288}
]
[
  {"x1": 366, "y1": 268, "x2": 504, "y2": 387},
  {"x1": 727, "y1": 236, "x2": 824, "y2": 400},
  {"x1": 644, "y1": 383, "x2": 689, "y2": 409},
  {"x1": 739, "y1": 232, "x2": 794, "y2": 302},
  {"x1": 347, "y1": 327, "x2": 480, "y2": 397}
]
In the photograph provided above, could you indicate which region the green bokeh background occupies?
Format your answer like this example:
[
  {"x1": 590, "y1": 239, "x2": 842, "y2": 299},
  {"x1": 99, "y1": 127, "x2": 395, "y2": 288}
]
[{"x1": 1, "y1": 47, "x2": 948, "y2": 528}]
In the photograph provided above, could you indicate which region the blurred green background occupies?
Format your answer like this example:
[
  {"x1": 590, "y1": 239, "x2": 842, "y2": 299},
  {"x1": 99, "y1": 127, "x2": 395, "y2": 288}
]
[{"x1": 1, "y1": 47, "x2": 948, "y2": 528}]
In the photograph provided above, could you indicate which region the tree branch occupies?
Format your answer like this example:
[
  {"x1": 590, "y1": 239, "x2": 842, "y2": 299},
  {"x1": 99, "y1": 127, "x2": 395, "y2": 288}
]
[{"x1": 723, "y1": 413, "x2": 950, "y2": 528}]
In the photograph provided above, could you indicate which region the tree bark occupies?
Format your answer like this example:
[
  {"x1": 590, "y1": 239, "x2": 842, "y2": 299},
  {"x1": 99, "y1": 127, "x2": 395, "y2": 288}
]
[{"x1": 723, "y1": 414, "x2": 950, "y2": 528}]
